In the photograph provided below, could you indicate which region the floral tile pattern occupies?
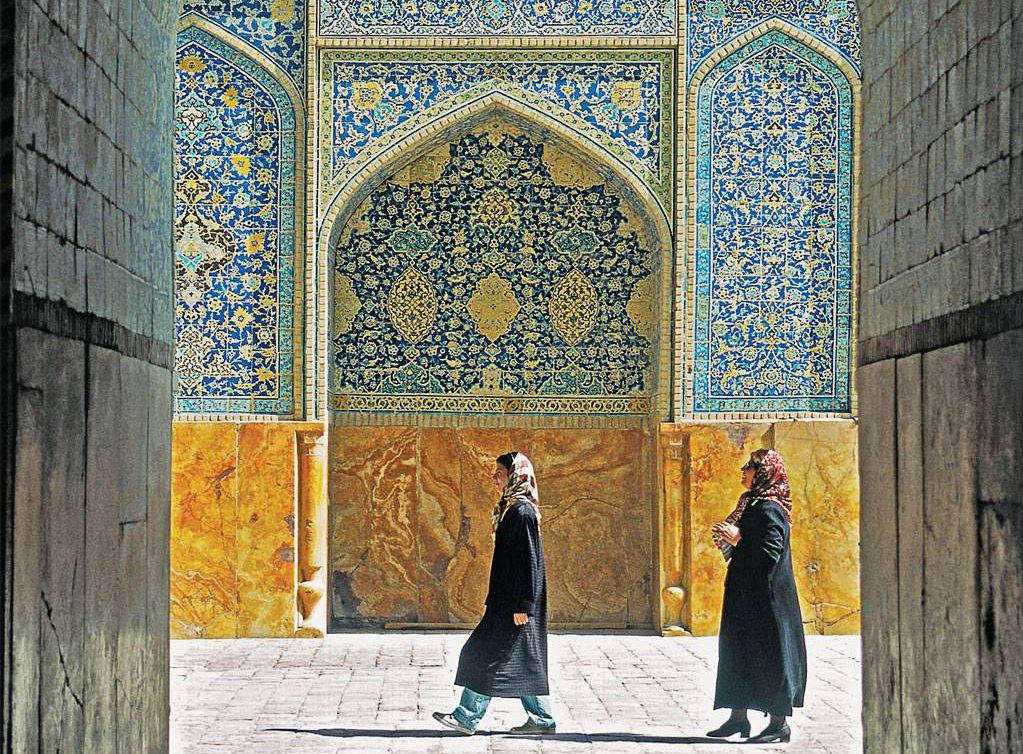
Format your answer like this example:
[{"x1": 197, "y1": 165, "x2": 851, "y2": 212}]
[
  {"x1": 182, "y1": 0, "x2": 307, "y2": 91},
  {"x1": 173, "y1": 27, "x2": 297, "y2": 415},
  {"x1": 318, "y1": 0, "x2": 675, "y2": 37},
  {"x1": 331, "y1": 131, "x2": 656, "y2": 422},
  {"x1": 319, "y1": 50, "x2": 674, "y2": 215},
  {"x1": 687, "y1": 0, "x2": 860, "y2": 78},
  {"x1": 691, "y1": 29, "x2": 853, "y2": 413}
]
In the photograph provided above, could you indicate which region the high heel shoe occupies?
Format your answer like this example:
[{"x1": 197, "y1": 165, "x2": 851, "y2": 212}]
[
  {"x1": 705, "y1": 718, "x2": 751, "y2": 738},
  {"x1": 747, "y1": 721, "x2": 791, "y2": 743}
]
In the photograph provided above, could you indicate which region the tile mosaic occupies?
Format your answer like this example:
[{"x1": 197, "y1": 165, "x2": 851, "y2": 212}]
[
  {"x1": 318, "y1": 0, "x2": 675, "y2": 37},
  {"x1": 174, "y1": 27, "x2": 298, "y2": 416},
  {"x1": 182, "y1": 0, "x2": 306, "y2": 90},
  {"x1": 690, "y1": 29, "x2": 854, "y2": 413},
  {"x1": 319, "y1": 49, "x2": 673, "y2": 210},
  {"x1": 687, "y1": 0, "x2": 860, "y2": 79},
  {"x1": 331, "y1": 129, "x2": 658, "y2": 424}
]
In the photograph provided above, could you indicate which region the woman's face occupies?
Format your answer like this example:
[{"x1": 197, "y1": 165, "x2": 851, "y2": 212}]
[
  {"x1": 741, "y1": 465, "x2": 755, "y2": 490},
  {"x1": 492, "y1": 462, "x2": 510, "y2": 492}
]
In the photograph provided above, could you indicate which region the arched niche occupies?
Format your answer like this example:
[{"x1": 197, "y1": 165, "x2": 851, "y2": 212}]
[
  {"x1": 685, "y1": 24, "x2": 859, "y2": 418},
  {"x1": 173, "y1": 23, "x2": 305, "y2": 418},
  {"x1": 318, "y1": 95, "x2": 674, "y2": 424}
]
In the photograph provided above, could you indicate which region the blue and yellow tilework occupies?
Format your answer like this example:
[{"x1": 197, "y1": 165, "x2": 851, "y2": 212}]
[
  {"x1": 182, "y1": 0, "x2": 307, "y2": 91},
  {"x1": 318, "y1": 0, "x2": 675, "y2": 37},
  {"x1": 173, "y1": 26, "x2": 299, "y2": 416},
  {"x1": 687, "y1": 0, "x2": 860, "y2": 78},
  {"x1": 689, "y1": 28, "x2": 854, "y2": 414},
  {"x1": 330, "y1": 130, "x2": 657, "y2": 424},
  {"x1": 319, "y1": 51, "x2": 674, "y2": 216}
]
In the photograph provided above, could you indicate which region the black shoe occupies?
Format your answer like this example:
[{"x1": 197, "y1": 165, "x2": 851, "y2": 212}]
[
  {"x1": 747, "y1": 722, "x2": 791, "y2": 743},
  {"x1": 431, "y1": 711, "x2": 475, "y2": 735},
  {"x1": 705, "y1": 718, "x2": 751, "y2": 738},
  {"x1": 508, "y1": 719, "x2": 557, "y2": 736}
]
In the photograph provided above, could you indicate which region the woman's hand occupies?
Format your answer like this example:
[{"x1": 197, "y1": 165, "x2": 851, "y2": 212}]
[
  {"x1": 712, "y1": 522, "x2": 741, "y2": 546},
  {"x1": 513, "y1": 612, "x2": 529, "y2": 626}
]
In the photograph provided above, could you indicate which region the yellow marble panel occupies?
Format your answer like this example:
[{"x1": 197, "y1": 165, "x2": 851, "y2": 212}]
[
  {"x1": 685, "y1": 423, "x2": 774, "y2": 636},
  {"x1": 533, "y1": 429, "x2": 653, "y2": 626},
  {"x1": 328, "y1": 426, "x2": 419, "y2": 624},
  {"x1": 776, "y1": 421, "x2": 861, "y2": 634},
  {"x1": 170, "y1": 423, "x2": 239, "y2": 639},
  {"x1": 236, "y1": 424, "x2": 297, "y2": 638}
]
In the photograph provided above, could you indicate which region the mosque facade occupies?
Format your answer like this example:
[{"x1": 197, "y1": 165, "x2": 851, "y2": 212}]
[{"x1": 170, "y1": 0, "x2": 862, "y2": 638}]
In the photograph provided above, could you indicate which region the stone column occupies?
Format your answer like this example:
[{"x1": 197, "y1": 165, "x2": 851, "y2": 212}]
[{"x1": 295, "y1": 430, "x2": 328, "y2": 637}]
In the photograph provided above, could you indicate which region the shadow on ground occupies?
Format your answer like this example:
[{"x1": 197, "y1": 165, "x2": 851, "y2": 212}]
[{"x1": 268, "y1": 728, "x2": 742, "y2": 744}]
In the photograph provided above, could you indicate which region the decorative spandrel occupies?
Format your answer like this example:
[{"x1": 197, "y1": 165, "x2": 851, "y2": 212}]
[
  {"x1": 687, "y1": 0, "x2": 860, "y2": 78},
  {"x1": 692, "y1": 31, "x2": 853, "y2": 413},
  {"x1": 174, "y1": 28, "x2": 296, "y2": 416},
  {"x1": 319, "y1": 51, "x2": 674, "y2": 215},
  {"x1": 181, "y1": 0, "x2": 307, "y2": 90},
  {"x1": 331, "y1": 131, "x2": 658, "y2": 423}
]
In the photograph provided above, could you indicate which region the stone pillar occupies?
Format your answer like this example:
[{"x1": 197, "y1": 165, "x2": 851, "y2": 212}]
[
  {"x1": 3, "y1": 1, "x2": 178, "y2": 751},
  {"x1": 295, "y1": 430, "x2": 328, "y2": 637},
  {"x1": 857, "y1": 2, "x2": 1023, "y2": 751},
  {"x1": 658, "y1": 427, "x2": 688, "y2": 635}
]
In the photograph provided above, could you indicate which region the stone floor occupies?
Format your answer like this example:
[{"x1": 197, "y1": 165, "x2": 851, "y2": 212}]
[{"x1": 170, "y1": 633, "x2": 862, "y2": 754}]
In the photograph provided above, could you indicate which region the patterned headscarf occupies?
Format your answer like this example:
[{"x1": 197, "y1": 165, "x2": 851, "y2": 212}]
[
  {"x1": 713, "y1": 449, "x2": 793, "y2": 558},
  {"x1": 492, "y1": 452, "x2": 541, "y2": 533}
]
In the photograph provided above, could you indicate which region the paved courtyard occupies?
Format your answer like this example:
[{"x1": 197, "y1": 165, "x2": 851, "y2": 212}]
[{"x1": 170, "y1": 633, "x2": 862, "y2": 754}]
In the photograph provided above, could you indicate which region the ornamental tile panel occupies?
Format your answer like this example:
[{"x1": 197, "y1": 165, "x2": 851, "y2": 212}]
[
  {"x1": 318, "y1": 50, "x2": 674, "y2": 216},
  {"x1": 174, "y1": 27, "x2": 298, "y2": 416},
  {"x1": 331, "y1": 131, "x2": 656, "y2": 422},
  {"x1": 687, "y1": 0, "x2": 860, "y2": 78},
  {"x1": 318, "y1": 0, "x2": 675, "y2": 37},
  {"x1": 182, "y1": 0, "x2": 306, "y2": 91},
  {"x1": 691, "y1": 30, "x2": 853, "y2": 413}
]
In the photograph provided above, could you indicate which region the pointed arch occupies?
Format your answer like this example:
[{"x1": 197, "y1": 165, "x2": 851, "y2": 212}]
[
  {"x1": 173, "y1": 22, "x2": 306, "y2": 418},
  {"x1": 316, "y1": 92, "x2": 675, "y2": 423},
  {"x1": 683, "y1": 24, "x2": 860, "y2": 418}
]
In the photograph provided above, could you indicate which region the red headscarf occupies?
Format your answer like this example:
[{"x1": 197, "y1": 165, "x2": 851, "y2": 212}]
[
  {"x1": 743, "y1": 448, "x2": 793, "y2": 523},
  {"x1": 713, "y1": 449, "x2": 793, "y2": 556}
]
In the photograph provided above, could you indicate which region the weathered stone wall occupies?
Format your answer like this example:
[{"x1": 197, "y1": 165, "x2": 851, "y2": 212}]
[
  {"x1": 2, "y1": 1, "x2": 177, "y2": 751},
  {"x1": 858, "y1": 2, "x2": 1023, "y2": 752}
]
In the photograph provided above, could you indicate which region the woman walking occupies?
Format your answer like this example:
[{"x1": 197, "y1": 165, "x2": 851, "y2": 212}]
[
  {"x1": 707, "y1": 449, "x2": 807, "y2": 744},
  {"x1": 432, "y1": 451, "x2": 556, "y2": 736}
]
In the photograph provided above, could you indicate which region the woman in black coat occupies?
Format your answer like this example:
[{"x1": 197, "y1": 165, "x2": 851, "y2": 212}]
[
  {"x1": 432, "y1": 451, "x2": 555, "y2": 736},
  {"x1": 708, "y1": 448, "x2": 807, "y2": 744}
]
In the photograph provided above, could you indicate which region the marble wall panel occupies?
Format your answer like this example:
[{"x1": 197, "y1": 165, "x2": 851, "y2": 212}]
[
  {"x1": 661, "y1": 420, "x2": 860, "y2": 636},
  {"x1": 534, "y1": 429, "x2": 653, "y2": 626},
  {"x1": 328, "y1": 426, "x2": 420, "y2": 624},
  {"x1": 328, "y1": 427, "x2": 654, "y2": 627},
  {"x1": 171, "y1": 422, "x2": 319, "y2": 638},
  {"x1": 171, "y1": 423, "x2": 240, "y2": 638},
  {"x1": 775, "y1": 421, "x2": 861, "y2": 634},
  {"x1": 236, "y1": 424, "x2": 297, "y2": 637}
]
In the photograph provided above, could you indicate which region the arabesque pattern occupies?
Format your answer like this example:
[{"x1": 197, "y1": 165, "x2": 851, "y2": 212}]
[
  {"x1": 331, "y1": 131, "x2": 657, "y2": 423},
  {"x1": 174, "y1": 28, "x2": 297, "y2": 415},
  {"x1": 691, "y1": 30, "x2": 853, "y2": 413},
  {"x1": 318, "y1": 0, "x2": 674, "y2": 36},
  {"x1": 687, "y1": 0, "x2": 860, "y2": 77}
]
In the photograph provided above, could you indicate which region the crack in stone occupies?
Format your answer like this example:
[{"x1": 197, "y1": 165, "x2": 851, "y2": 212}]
[{"x1": 41, "y1": 591, "x2": 85, "y2": 710}]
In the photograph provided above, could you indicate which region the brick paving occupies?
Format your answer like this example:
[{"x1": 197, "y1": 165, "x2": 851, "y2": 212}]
[{"x1": 170, "y1": 634, "x2": 862, "y2": 754}]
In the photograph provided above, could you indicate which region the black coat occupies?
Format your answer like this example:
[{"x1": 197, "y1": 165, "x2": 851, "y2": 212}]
[
  {"x1": 714, "y1": 499, "x2": 807, "y2": 716},
  {"x1": 454, "y1": 502, "x2": 549, "y2": 697}
]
